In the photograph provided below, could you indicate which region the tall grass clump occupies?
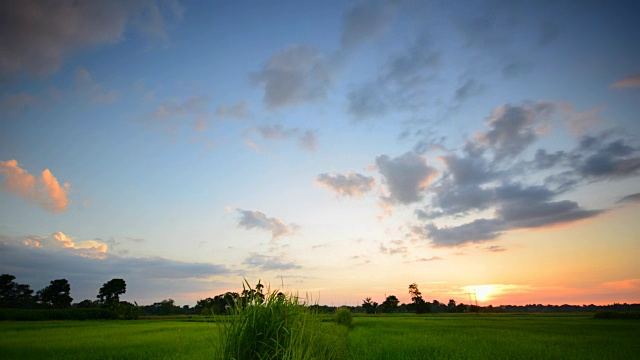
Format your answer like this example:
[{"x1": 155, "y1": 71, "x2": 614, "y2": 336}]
[
  {"x1": 335, "y1": 307, "x2": 353, "y2": 328},
  {"x1": 215, "y1": 281, "x2": 347, "y2": 360}
]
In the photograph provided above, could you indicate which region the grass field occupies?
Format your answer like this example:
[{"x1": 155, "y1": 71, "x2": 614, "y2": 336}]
[{"x1": 1, "y1": 313, "x2": 639, "y2": 359}]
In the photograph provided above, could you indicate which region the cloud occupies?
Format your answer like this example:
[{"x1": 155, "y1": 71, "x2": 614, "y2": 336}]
[
  {"x1": 237, "y1": 209, "x2": 298, "y2": 239},
  {"x1": 347, "y1": 82, "x2": 387, "y2": 120},
  {"x1": 455, "y1": 78, "x2": 484, "y2": 102},
  {"x1": 617, "y1": 193, "x2": 640, "y2": 204},
  {"x1": 145, "y1": 95, "x2": 210, "y2": 133},
  {"x1": 215, "y1": 101, "x2": 250, "y2": 120},
  {"x1": 340, "y1": 0, "x2": 398, "y2": 50},
  {"x1": 250, "y1": 124, "x2": 318, "y2": 152},
  {"x1": 243, "y1": 253, "x2": 301, "y2": 271},
  {"x1": 252, "y1": 45, "x2": 331, "y2": 108},
  {"x1": 478, "y1": 102, "x2": 556, "y2": 159},
  {"x1": 573, "y1": 134, "x2": 640, "y2": 179},
  {"x1": 610, "y1": 74, "x2": 640, "y2": 89},
  {"x1": 0, "y1": 93, "x2": 38, "y2": 115},
  {"x1": 416, "y1": 256, "x2": 443, "y2": 262},
  {"x1": 376, "y1": 152, "x2": 438, "y2": 205},
  {"x1": 316, "y1": 172, "x2": 375, "y2": 197},
  {"x1": 379, "y1": 241, "x2": 407, "y2": 255},
  {"x1": 416, "y1": 183, "x2": 602, "y2": 247},
  {"x1": 420, "y1": 219, "x2": 504, "y2": 247},
  {"x1": 74, "y1": 67, "x2": 119, "y2": 104},
  {"x1": 347, "y1": 34, "x2": 440, "y2": 120},
  {"x1": 0, "y1": 233, "x2": 229, "y2": 303},
  {"x1": 0, "y1": 0, "x2": 182, "y2": 77},
  {"x1": 0, "y1": 160, "x2": 71, "y2": 213},
  {"x1": 485, "y1": 246, "x2": 506, "y2": 252}
]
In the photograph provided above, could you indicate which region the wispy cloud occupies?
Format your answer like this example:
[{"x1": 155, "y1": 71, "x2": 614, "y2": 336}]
[
  {"x1": 237, "y1": 209, "x2": 298, "y2": 240},
  {"x1": 316, "y1": 172, "x2": 375, "y2": 197},
  {"x1": 610, "y1": 74, "x2": 640, "y2": 89},
  {"x1": 215, "y1": 101, "x2": 250, "y2": 120},
  {"x1": 247, "y1": 124, "x2": 318, "y2": 152},
  {"x1": 252, "y1": 45, "x2": 332, "y2": 108},
  {"x1": 243, "y1": 253, "x2": 301, "y2": 271},
  {"x1": 0, "y1": 160, "x2": 71, "y2": 213}
]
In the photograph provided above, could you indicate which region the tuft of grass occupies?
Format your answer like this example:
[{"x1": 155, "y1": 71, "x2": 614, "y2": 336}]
[
  {"x1": 335, "y1": 307, "x2": 353, "y2": 328},
  {"x1": 215, "y1": 281, "x2": 347, "y2": 360}
]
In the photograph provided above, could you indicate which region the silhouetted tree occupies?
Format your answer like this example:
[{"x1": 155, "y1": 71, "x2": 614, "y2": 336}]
[
  {"x1": 97, "y1": 278, "x2": 126, "y2": 305},
  {"x1": 447, "y1": 299, "x2": 457, "y2": 313},
  {"x1": 362, "y1": 297, "x2": 378, "y2": 314},
  {"x1": 0, "y1": 274, "x2": 34, "y2": 308},
  {"x1": 408, "y1": 283, "x2": 430, "y2": 314},
  {"x1": 382, "y1": 295, "x2": 399, "y2": 313},
  {"x1": 37, "y1": 279, "x2": 72, "y2": 308}
]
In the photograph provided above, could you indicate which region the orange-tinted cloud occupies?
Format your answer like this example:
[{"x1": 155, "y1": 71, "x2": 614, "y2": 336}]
[
  {"x1": 0, "y1": 160, "x2": 71, "y2": 212},
  {"x1": 22, "y1": 232, "x2": 108, "y2": 259}
]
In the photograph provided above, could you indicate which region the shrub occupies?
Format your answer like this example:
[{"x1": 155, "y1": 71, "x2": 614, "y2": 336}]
[
  {"x1": 335, "y1": 307, "x2": 353, "y2": 328},
  {"x1": 215, "y1": 281, "x2": 347, "y2": 360}
]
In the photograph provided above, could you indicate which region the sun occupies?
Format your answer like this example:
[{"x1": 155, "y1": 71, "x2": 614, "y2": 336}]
[{"x1": 464, "y1": 285, "x2": 498, "y2": 303}]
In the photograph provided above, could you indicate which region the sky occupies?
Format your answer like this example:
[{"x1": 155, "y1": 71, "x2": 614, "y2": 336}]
[{"x1": 1, "y1": 0, "x2": 639, "y2": 307}]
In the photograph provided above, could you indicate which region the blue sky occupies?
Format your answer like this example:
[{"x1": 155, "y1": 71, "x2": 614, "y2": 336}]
[{"x1": 1, "y1": 0, "x2": 639, "y2": 306}]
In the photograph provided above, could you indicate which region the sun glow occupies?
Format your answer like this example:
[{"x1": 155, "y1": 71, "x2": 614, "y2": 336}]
[{"x1": 463, "y1": 285, "x2": 499, "y2": 303}]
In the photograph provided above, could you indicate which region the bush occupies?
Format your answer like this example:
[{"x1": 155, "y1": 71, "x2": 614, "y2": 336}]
[
  {"x1": 335, "y1": 307, "x2": 353, "y2": 327},
  {"x1": 215, "y1": 282, "x2": 347, "y2": 360}
]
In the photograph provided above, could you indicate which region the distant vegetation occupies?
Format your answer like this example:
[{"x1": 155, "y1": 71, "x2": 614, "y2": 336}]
[{"x1": 2, "y1": 274, "x2": 639, "y2": 320}]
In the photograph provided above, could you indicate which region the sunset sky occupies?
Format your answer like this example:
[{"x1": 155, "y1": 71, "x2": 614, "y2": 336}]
[{"x1": 1, "y1": 0, "x2": 639, "y2": 307}]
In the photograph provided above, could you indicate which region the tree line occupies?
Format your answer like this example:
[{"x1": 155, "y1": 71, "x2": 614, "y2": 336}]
[
  {"x1": 1, "y1": 274, "x2": 126, "y2": 309},
  {"x1": 3, "y1": 275, "x2": 638, "y2": 317}
]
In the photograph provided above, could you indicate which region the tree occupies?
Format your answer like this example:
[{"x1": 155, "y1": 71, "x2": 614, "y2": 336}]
[
  {"x1": 37, "y1": 279, "x2": 73, "y2": 308},
  {"x1": 0, "y1": 274, "x2": 34, "y2": 308},
  {"x1": 97, "y1": 278, "x2": 126, "y2": 305},
  {"x1": 408, "y1": 283, "x2": 430, "y2": 314},
  {"x1": 362, "y1": 297, "x2": 378, "y2": 314},
  {"x1": 447, "y1": 299, "x2": 457, "y2": 313},
  {"x1": 381, "y1": 295, "x2": 399, "y2": 313}
]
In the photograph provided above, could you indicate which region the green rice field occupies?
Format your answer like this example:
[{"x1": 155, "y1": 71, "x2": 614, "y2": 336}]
[{"x1": 1, "y1": 313, "x2": 639, "y2": 359}]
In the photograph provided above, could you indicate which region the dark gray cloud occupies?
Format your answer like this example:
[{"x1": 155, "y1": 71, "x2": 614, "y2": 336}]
[
  {"x1": 340, "y1": 0, "x2": 398, "y2": 50},
  {"x1": 376, "y1": 152, "x2": 437, "y2": 205},
  {"x1": 316, "y1": 172, "x2": 375, "y2": 197},
  {"x1": 416, "y1": 182, "x2": 602, "y2": 247},
  {"x1": 0, "y1": 0, "x2": 182, "y2": 77},
  {"x1": 243, "y1": 253, "x2": 301, "y2": 271},
  {"x1": 479, "y1": 102, "x2": 556, "y2": 159},
  {"x1": 0, "y1": 235, "x2": 228, "y2": 304},
  {"x1": 252, "y1": 45, "x2": 331, "y2": 108},
  {"x1": 237, "y1": 209, "x2": 298, "y2": 239},
  {"x1": 420, "y1": 219, "x2": 504, "y2": 247}
]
